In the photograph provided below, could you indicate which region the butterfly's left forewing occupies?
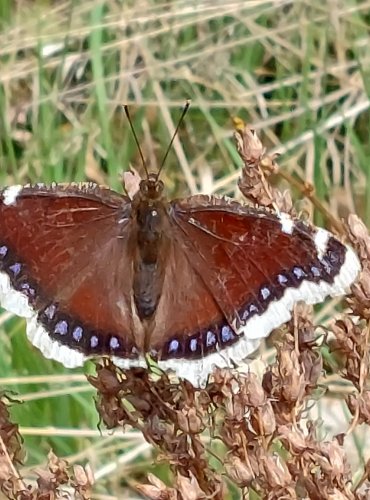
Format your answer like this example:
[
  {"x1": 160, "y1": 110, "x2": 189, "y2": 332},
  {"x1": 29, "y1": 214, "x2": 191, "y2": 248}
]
[
  {"x1": 154, "y1": 195, "x2": 360, "y2": 385},
  {"x1": 170, "y1": 195, "x2": 359, "y2": 322}
]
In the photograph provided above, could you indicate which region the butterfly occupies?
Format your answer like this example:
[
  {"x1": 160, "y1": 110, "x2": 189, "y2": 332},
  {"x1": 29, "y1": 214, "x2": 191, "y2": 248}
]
[{"x1": 0, "y1": 109, "x2": 360, "y2": 387}]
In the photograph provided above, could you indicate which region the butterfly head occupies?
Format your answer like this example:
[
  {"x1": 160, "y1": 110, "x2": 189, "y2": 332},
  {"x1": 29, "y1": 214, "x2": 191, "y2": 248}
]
[{"x1": 139, "y1": 173, "x2": 164, "y2": 202}]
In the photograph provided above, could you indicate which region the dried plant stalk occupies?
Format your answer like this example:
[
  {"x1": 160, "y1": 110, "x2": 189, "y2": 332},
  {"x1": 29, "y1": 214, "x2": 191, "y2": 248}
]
[{"x1": 86, "y1": 123, "x2": 369, "y2": 499}]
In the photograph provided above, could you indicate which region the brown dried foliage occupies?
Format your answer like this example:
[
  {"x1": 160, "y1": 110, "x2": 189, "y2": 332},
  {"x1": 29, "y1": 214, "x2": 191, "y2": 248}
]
[
  {"x1": 0, "y1": 395, "x2": 93, "y2": 499},
  {"x1": 1, "y1": 123, "x2": 370, "y2": 499},
  {"x1": 87, "y1": 124, "x2": 370, "y2": 498}
]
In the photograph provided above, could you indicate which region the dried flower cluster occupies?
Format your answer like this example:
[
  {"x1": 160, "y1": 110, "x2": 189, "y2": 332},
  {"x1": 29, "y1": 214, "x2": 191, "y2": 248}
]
[
  {"x1": 333, "y1": 216, "x2": 370, "y2": 429},
  {"x1": 1, "y1": 123, "x2": 369, "y2": 499},
  {"x1": 0, "y1": 395, "x2": 93, "y2": 499},
  {"x1": 92, "y1": 123, "x2": 370, "y2": 498},
  {"x1": 233, "y1": 119, "x2": 293, "y2": 213},
  {"x1": 88, "y1": 313, "x2": 368, "y2": 499}
]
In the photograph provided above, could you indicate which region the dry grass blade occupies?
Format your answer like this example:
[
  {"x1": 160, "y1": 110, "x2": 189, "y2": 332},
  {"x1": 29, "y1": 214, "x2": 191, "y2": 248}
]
[{"x1": 0, "y1": 0, "x2": 369, "y2": 497}]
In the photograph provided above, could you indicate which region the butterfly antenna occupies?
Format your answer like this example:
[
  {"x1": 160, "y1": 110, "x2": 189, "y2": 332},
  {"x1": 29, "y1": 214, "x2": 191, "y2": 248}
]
[
  {"x1": 123, "y1": 105, "x2": 149, "y2": 179},
  {"x1": 157, "y1": 99, "x2": 191, "y2": 179}
]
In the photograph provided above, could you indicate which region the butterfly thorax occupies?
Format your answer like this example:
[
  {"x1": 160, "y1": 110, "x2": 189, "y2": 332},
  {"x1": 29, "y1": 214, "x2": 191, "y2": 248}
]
[{"x1": 131, "y1": 176, "x2": 170, "y2": 323}]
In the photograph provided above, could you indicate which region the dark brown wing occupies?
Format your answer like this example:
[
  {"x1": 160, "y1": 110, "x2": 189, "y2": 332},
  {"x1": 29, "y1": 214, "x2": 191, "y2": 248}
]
[
  {"x1": 0, "y1": 183, "x2": 139, "y2": 365},
  {"x1": 150, "y1": 195, "x2": 359, "y2": 386},
  {"x1": 150, "y1": 238, "x2": 223, "y2": 348}
]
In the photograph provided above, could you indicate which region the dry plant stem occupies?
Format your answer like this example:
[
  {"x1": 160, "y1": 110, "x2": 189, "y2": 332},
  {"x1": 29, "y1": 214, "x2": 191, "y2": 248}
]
[
  {"x1": 270, "y1": 167, "x2": 346, "y2": 236},
  {"x1": 89, "y1": 364, "x2": 225, "y2": 500},
  {"x1": 84, "y1": 124, "x2": 370, "y2": 499},
  {"x1": 234, "y1": 118, "x2": 346, "y2": 235},
  {"x1": 0, "y1": 395, "x2": 93, "y2": 498},
  {"x1": 346, "y1": 322, "x2": 370, "y2": 436},
  {"x1": 233, "y1": 119, "x2": 280, "y2": 211},
  {"x1": 0, "y1": 123, "x2": 364, "y2": 499},
  {"x1": 0, "y1": 434, "x2": 25, "y2": 491}
]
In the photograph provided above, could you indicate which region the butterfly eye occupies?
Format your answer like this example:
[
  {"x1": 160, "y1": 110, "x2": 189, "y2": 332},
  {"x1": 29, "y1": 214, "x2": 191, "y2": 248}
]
[
  {"x1": 156, "y1": 181, "x2": 164, "y2": 193},
  {"x1": 140, "y1": 180, "x2": 149, "y2": 194}
]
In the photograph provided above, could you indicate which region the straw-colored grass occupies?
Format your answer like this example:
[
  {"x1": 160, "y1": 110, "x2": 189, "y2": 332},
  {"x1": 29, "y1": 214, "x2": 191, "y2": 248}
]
[{"x1": 0, "y1": 0, "x2": 369, "y2": 498}]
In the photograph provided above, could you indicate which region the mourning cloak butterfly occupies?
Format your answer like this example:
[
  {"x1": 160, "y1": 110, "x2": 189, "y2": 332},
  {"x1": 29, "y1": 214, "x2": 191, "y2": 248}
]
[{"x1": 0, "y1": 170, "x2": 360, "y2": 386}]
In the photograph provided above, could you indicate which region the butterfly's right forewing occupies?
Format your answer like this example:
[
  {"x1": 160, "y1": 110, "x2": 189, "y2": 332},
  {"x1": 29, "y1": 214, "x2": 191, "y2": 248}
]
[{"x1": 0, "y1": 184, "x2": 140, "y2": 364}]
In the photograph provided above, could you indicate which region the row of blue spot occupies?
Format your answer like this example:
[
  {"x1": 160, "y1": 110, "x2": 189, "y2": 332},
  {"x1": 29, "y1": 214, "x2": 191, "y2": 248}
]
[
  {"x1": 164, "y1": 250, "x2": 340, "y2": 359},
  {"x1": 166, "y1": 323, "x2": 236, "y2": 357},
  {"x1": 45, "y1": 304, "x2": 121, "y2": 351}
]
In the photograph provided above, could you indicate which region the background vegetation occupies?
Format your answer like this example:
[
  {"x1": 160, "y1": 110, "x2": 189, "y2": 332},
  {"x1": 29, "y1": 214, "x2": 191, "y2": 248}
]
[{"x1": 0, "y1": 0, "x2": 369, "y2": 498}]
